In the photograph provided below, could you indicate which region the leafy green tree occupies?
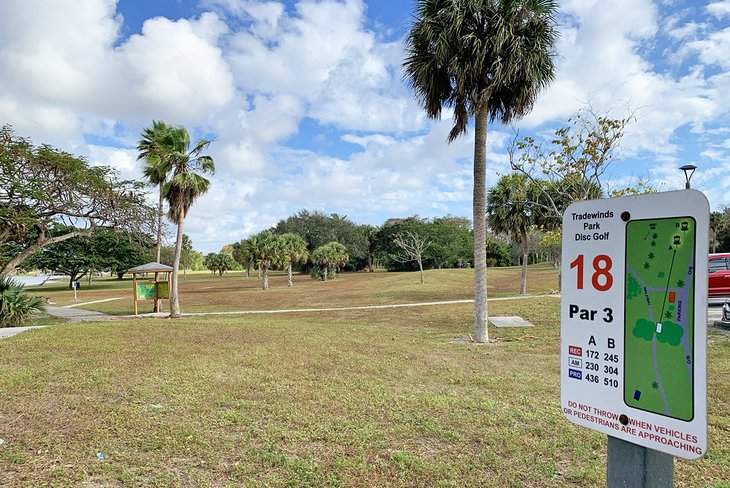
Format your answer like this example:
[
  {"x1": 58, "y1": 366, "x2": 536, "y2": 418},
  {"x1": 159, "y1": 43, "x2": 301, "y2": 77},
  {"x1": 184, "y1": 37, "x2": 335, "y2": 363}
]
[
  {"x1": 0, "y1": 125, "x2": 154, "y2": 277},
  {"x1": 404, "y1": 0, "x2": 558, "y2": 343},
  {"x1": 486, "y1": 236, "x2": 513, "y2": 267},
  {"x1": 92, "y1": 229, "x2": 149, "y2": 279},
  {"x1": 487, "y1": 173, "x2": 537, "y2": 294},
  {"x1": 360, "y1": 224, "x2": 379, "y2": 272},
  {"x1": 180, "y1": 234, "x2": 195, "y2": 279},
  {"x1": 23, "y1": 227, "x2": 95, "y2": 288},
  {"x1": 311, "y1": 242, "x2": 348, "y2": 282},
  {"x1": 539, "y1": 229, "x2": 562, "y2": 270},
  {"x1": 279, "y1": 233, "x2": 308, "y2": 287},
  {"x1": 272, "y1": 210, "x2": 366, "y2": 270},
  {"x1": 425, "y1": 216, "x2": 473, "y2": 269},
  {"x1": 373, "y1": 217, "x2": 430, "y2": 272},
  {"x1": 374, "y1": 216, "x2": 473, "y2": 272},
  {"x1": 143, "y1": 122, "x2": 215, "y2": 318},
  {"x1": 23, "y1": 227, "x2": 148, "y2": 285},
  {"x1": 710, "y1": 209, "x2": 728, "y2": 253}
]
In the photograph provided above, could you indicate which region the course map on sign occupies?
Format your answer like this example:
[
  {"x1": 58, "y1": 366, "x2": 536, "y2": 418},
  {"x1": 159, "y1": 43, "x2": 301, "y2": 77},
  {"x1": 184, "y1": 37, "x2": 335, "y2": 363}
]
[{"x1": 624, "y1": 217, "x2": 695, "y2": 421}]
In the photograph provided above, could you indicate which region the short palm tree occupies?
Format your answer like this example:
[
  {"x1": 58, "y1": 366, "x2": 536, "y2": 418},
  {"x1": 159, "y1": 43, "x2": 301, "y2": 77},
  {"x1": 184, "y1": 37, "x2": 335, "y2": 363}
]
[
  {"x1": 247, "y1": 234, "x2": 263, "y2": 279},
  {"x1": 0, "y1": 277, "x2": 46, "y2": 327},
  {"x1": 232, "y1": 238, "x2": 255, "y2": 278},
  {"x1": 252, "y1": 231, "x2": 281, "y2": 290},
  {"x1": 487, "y1": 173, "x2": 535, "y2": 294},
  {"x1": 279, "y1": 233, "x2": 308, "y2": 287},
  {"x1": 151, "y1": 124, "x2": 215, "y2": 318},
  {"x1": 404, "y1": 0, "x2": 558, "y2": 343},
  {"x1": 312, "y1": 242, "x2": 348, "y2": 282}
]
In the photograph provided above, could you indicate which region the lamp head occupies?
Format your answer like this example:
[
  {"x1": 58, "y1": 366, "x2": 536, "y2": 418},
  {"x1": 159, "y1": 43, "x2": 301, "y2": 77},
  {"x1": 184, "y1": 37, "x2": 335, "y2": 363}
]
[{"x1": 679, "y1": 164, "x2": 697, "y2": 189}]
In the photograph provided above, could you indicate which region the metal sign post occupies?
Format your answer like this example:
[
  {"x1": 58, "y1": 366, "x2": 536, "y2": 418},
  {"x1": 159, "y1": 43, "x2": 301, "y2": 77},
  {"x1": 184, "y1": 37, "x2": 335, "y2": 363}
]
[{"x1": 560, "y1": 190, "x2": 709, "y2": 486}]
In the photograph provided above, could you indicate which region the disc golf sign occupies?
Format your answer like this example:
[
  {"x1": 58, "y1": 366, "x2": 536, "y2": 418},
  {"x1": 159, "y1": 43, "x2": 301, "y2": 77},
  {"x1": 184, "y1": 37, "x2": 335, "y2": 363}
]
[{"x1": 560, "y1": 190, "x2": 709, "y2": 460}]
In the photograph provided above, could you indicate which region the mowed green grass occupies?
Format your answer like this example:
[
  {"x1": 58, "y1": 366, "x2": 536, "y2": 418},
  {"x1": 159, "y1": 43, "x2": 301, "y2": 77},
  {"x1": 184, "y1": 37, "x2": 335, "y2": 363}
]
[
  {"x1": 2, "y1": 269, "x2": 729, "y2": 486},
  {"x1": 33, "y1": 265, "x2": 560, "y2": 316}
]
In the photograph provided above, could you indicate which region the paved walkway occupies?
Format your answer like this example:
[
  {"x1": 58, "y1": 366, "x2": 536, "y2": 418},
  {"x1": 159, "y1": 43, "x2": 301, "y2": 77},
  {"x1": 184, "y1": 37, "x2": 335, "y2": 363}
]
[
  {"x1": 63, "y1": 297, "x2": 123, "y2": 309},
  {"x1": 45, "y1": 305, "x2": 118, "y2": 322},
  {"x1": 1, "y1": 306, "x2": 118, "y2": 339},
  {"x1": 132, "y1": 294, "x2": 562, "y2": 318},
  {"x1": 0, "y1": 326, "x2": 47, "y2": 339}
]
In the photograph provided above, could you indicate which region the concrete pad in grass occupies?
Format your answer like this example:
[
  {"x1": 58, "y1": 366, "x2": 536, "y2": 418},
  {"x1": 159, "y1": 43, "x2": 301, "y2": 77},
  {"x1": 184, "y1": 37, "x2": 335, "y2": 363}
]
[{"x1": 489, "y1": 316, "x2": 534, "y2": 328}]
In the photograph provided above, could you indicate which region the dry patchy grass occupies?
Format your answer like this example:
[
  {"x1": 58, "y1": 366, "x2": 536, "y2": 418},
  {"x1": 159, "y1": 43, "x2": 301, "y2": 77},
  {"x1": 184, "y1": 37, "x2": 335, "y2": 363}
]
[
  {"x1": 1, "y1": 296, "x2": 729, "y2": 487},
  {"x1": 33, "y1": 265, "x2": 559, "y2": 316}
]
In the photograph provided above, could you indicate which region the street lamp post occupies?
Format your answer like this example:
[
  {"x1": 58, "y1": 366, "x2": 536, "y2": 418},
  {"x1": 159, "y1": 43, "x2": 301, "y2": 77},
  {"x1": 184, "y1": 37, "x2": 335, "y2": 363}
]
[{"x1": 680, "y1": 164, "x2": 697, "y2": 189}]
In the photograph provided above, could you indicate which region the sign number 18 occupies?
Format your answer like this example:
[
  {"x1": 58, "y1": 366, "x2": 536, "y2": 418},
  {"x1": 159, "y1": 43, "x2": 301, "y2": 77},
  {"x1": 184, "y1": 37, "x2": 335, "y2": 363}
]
[{"x1": 569, "y1": 254, "x2": 613, "y2": 291}]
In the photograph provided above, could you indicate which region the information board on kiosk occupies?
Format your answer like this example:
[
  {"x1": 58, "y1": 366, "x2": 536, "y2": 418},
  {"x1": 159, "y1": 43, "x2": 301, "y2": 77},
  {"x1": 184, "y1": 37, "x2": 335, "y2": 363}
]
[{"x1": 560, "y1": 190, "x2": 709, "y2": 460}]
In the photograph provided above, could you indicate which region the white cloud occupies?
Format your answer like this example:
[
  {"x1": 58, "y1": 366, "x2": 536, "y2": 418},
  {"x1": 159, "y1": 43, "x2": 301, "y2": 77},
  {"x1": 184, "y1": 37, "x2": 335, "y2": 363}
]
[
  {"x1": 683, "y1": 28, "x2": 730, "y2": 69},
  {"x1": 4, "y1": 0, "x2": 730, "y2": 251},
  {"x1": 707, "y1": 0, "x2": 730, "y2": 18},
  {"x1": 224, "y1": 0, "x2": 424, "y2": 132},
  {"x1": 0, "y1": 1, "x2": 235, "y2": 130}
]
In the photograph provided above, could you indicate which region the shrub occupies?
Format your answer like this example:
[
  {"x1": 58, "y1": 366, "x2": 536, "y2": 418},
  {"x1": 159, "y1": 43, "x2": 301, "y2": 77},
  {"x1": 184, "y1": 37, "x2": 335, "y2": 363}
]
[
  {"x1": 0, "y1": 278, "x2": 46, "y2": 327},
  {"x1": 309, "y1": 266, "x2": 335, "y2": 281}
]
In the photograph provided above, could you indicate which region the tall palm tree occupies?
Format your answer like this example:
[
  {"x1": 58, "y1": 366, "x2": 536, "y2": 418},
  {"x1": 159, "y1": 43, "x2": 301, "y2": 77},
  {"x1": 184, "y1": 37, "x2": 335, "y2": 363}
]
[
  {"x1": 487, "y1": 173, "x2": 534, "y2": 294},
  {"x1": 404, "y1": 0, "x2": 558, "y2": 343},
  {"x1": 137, "y1": 120, "x2": 174, "y2": 265},
  {"x1": 153, "y1": 124, "x2": 215, "y2": 318},
  {"x1": 279, "y1": 233, "x2": 308, "y2": 287},
  {"x1": 138, "y1": 120, "x2": 175, "y2": 313}
]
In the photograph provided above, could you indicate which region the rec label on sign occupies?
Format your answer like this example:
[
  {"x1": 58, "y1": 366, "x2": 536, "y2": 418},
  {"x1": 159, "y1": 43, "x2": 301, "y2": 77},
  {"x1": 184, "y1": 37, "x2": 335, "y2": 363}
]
[{"x1": 560, "y1": 190, "x2": 709, "y2": 460}]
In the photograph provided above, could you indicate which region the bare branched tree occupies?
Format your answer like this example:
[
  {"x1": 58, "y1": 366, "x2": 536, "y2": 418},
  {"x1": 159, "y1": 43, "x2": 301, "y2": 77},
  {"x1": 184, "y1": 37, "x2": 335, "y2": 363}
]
[
  {"x1": 509, "y1": 106, "x2": 636, "y2": 225},
  {"x1": 391, "y1": 231, "x2": 431, "y2": 285}
]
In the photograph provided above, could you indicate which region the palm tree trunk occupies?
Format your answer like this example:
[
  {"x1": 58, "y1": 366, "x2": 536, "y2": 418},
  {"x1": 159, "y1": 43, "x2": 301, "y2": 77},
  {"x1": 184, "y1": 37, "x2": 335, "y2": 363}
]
[
  {"x1": 473, "y1": 102, "x2": 489, "y2": 343},
  {"x1": 153, "y1": 185, "x2": 164, "y2": 313},
  {"x1": 156, "y1": 183, "x2": 163, "y2": 262},
  {"x1": 520, "y1": 225, "x2": 528, "y2": 295},
  {"x1": 263, "y1": 266, "x2": 269, "y2": 290},
  {"x1": 169, "y1": 216, "x2": 184, "y2": 318},
  {"x1": 287, "y1": 263, "x2": 293, "y2": 287}
]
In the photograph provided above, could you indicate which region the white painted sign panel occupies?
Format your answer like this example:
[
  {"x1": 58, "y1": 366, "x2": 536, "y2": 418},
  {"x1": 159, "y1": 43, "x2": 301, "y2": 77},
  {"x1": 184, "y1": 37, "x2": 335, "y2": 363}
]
[{"x1": 560, "y1": 190, "x2": 708, "y2": 460}]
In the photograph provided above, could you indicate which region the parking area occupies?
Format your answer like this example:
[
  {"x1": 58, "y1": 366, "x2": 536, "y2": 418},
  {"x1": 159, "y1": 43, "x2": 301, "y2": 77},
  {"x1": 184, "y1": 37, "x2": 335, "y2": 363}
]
[{"x1": 709, "y1": 297, "x2": 730, "y2": 335}]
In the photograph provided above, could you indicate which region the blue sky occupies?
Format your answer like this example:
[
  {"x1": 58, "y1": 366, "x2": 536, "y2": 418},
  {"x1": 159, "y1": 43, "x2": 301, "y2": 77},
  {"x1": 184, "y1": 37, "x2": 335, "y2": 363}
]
[{"x1": 1, "y1": 0, "x2": 729, "y2": 253}]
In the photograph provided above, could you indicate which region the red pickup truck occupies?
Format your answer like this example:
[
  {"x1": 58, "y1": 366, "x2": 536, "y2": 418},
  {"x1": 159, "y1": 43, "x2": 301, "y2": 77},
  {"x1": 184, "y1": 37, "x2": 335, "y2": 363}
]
[{"x1": 709, "y1": 253, "x2": 730, "y2": 296}]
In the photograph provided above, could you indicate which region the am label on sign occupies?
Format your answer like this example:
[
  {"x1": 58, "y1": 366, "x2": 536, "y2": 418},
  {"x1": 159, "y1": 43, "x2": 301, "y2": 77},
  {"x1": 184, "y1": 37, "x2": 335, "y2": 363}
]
[{"x1": 560, "y1": 190, "x2": 709, "y2": 460}]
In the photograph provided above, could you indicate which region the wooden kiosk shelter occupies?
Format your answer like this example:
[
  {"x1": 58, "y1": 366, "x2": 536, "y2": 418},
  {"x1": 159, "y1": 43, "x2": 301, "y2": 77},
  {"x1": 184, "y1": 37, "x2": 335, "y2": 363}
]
[{"x1": 127, "y1": 262, "x2": 173, "y2": 315}]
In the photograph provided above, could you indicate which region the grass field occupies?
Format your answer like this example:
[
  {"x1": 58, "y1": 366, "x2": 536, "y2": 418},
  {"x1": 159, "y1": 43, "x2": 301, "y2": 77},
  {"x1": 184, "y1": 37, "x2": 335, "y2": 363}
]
[
  {"x1": 32, "y1": 265, "x2": 561, "y2": 315},
  {"x1": 2, "y1": 267, "x2": 729, "y2": 487}
]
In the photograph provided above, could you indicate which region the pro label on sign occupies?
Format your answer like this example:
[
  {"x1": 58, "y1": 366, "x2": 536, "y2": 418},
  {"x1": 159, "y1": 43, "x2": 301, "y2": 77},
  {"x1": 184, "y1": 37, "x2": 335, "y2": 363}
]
[{"x1": 560, "y1": 190, "x2": 709, "y2": 460}]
